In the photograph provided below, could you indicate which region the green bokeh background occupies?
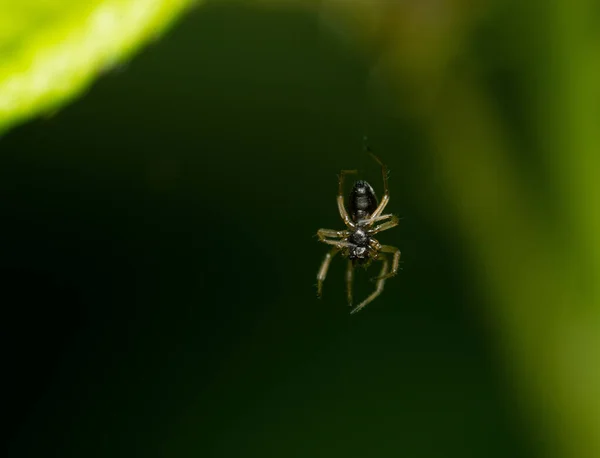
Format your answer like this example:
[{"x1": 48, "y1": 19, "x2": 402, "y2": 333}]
[{"x1": 1, "y1": 2, "x2": 571, "y2": 457}]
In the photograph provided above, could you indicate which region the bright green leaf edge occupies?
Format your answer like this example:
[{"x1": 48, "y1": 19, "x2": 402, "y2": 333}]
[{"x1": 0, "y1": 0, "x2": 199, "y2": 135}]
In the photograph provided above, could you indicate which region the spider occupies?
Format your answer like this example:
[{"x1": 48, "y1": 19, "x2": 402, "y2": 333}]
[{"x1": 316, "y1": 144, "x2": 401, "y2": 314}]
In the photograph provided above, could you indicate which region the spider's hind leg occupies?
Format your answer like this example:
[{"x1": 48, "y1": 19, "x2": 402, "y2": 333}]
[{"x1": 369, "y1": 216, "x2": 399, "y2": 235}]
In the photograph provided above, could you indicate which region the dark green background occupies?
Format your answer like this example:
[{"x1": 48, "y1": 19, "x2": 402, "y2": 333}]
[{"x1": 3, "y1": 3, "x2": 533, "y2": 457}]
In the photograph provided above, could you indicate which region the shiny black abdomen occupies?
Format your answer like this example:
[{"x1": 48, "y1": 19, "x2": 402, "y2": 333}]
[{"x1": 349, "y1": 180, "x2": 378, "y2": 222}]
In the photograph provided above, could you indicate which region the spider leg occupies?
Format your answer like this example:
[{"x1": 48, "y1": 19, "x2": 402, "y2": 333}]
[
  {"x1": 317, "y1": 228, "x2": 349, "y2": 242},
  {"x1": 369, "y1": 215, "x2": 399, "y2": 235},
  {"x1": 346, "y1": 260, "x2": 354, "y2": 307},
  {"x1": 317, "y1": 247, "x2": 339, "y2": 298},
  {"x1": 350, "y1": 255, "x2": 389, "y2": 314},
  {"x1": 366, "y1": 145, "x2": 390, "y2": 219},
  {"x1": 371, "y1": 245, "x2": 401, "y2": 281},
  {"x1": 338, "y1": 169, "x2": 358, "y2": 228},
  {"x1": 320, "y1": 239, "x2": 353, "y2": 248},
  {"x1": 369, "y1": 238, "x2": 382, "y2": 251},
  {"x1": 360, "y1": 213, "x2": 395, "y2": 227}
]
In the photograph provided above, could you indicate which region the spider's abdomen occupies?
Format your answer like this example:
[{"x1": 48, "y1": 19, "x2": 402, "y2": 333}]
[{"x1": 349, "y1": 180, "x2": 378, "y2": 222}]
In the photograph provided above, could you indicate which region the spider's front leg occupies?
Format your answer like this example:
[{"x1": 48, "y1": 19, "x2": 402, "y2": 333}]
[
  {"x1": 346, "y1": 260, "x2": 354, "y2": 307},
  {"x1": 366, "y1": 145, "x2": 390, "y2": 219},
  {"x1": 317, "y1": 228, "x2": 349, "y2": 242},
  {"x1": 316, "y1": 247, "x2": 339, "y2": 298},
  {"x1": 350, "y1": 255, "x2": 389, "y2": 314},
  {"x1": 370, "y1": 245, "x2": 401, "y2": 281}
]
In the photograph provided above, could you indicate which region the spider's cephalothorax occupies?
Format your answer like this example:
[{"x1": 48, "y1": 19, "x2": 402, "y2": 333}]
[{"x1": 316, "y1": 145, "x2": 401, "y2": 314}]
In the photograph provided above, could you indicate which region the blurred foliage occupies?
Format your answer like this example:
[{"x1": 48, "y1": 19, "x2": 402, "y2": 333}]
[{"x1": 0, "y1": 0, "x2": 196, "y2": 134}]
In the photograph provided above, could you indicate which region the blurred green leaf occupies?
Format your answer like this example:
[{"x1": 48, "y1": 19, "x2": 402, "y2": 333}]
[{"x1": 0, "y1": 0, "x2": 197, "y2": 134}]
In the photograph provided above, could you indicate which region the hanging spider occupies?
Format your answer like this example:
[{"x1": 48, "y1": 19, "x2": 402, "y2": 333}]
[{"x1": 316, "y1": 142, "x2": 401, "y2": 314}]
